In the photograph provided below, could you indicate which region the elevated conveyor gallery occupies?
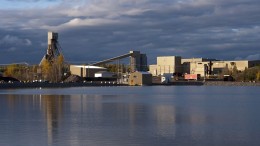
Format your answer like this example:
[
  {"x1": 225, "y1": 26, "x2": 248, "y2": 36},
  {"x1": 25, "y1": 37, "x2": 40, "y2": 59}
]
[
  {"x1": 90, "y1": 52, "x2": 132, "y2": 66},
  {"x1": 90, "y1": 51, "x2": 147, "y2": 72}
]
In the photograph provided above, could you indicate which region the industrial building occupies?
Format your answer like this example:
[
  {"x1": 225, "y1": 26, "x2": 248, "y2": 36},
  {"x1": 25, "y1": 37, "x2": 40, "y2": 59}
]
[
  {"x1": 95, "y1": 71, "x2": 116, "y2": 78},
  {"x1": 70, "y1": 65, "x2": 107, "y2": 78},
  {"x1": 181, "y1": 58, "x2": 218, "y2": 74},
  {"x1": 128, "y1": 72, "x2": 152, "y2": 86},
  {"x1": 149, "y1": 56, "x2": 182, "y2": 76},
  {"x1": 149, "y1": 56, "x2": 260, "y2": 77},
  {"x1": 67, "y1": 50, "x2": 151, "y2": 84},
  {"x1": 186, "y1": 60, "x2": 260, "y2": 76}
]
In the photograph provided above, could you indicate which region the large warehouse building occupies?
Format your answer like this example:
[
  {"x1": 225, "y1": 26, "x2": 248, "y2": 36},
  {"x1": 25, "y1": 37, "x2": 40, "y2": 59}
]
[
  {"x1": 70, "y1": 65, "x2": 107, "y2": 78},
  {"x1": 186, "y1": 60, "x2": 260, "y2": 76},
  {"x1": 149, "y1": 56, "x2": 260, "y2": 77}
]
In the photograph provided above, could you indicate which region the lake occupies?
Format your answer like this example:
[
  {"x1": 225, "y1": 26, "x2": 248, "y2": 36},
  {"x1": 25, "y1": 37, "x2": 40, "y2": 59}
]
[{"x1": 0, "y1": 86, "x2": 260, "y2": 146}]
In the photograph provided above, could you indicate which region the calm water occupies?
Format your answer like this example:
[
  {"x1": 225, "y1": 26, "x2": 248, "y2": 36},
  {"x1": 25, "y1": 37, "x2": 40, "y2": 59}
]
[{"x1": 0, "y1": 86, "x2": 260, "y2": 146}]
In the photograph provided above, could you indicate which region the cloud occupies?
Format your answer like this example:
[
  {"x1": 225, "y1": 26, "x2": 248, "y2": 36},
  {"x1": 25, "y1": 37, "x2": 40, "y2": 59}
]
[
  {"x1": 7, "y1": 47, "x2": 17, "y2": 52},
  {"x1": 245, "y1": 54, "x2": 260, "y2": 61},
  {"x1": 235, "y1": 54, "x2": 260, "y2": 61},
  {"x1": 0, "y1": 35, "x2": 32, "y2": 46},
  {"x1": 0, "y1": 0, "x2": 260, "y2": 64},
  {"x1": 43, "y1": 17, "x2": 125, "y2": 31}
]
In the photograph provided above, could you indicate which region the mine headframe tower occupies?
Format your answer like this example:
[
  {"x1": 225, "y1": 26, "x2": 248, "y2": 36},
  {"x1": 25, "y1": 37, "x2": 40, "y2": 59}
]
[{"x1": 40, "y1": 32, "x2": 63, "y2": 65}]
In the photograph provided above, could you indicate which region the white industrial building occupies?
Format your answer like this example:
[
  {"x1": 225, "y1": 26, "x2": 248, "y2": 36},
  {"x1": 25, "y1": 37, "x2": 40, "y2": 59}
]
[{"x1": 70, "y1": 65, "x2": 107, "y2": 77}]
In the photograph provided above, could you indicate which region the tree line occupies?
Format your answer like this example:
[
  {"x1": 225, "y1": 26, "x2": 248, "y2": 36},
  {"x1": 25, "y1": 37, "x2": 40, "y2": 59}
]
[
  {"x1": 228, "y1": 66, "x2": 260, "y2": 81},
  {"x1": 2, "y1": 55, "x2": 66, "y2": 83}
]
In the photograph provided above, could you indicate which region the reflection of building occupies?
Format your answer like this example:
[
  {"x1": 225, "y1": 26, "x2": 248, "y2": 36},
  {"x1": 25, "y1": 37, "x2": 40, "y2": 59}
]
[
  {"x1": 41, "y1": 95, "x2": 64, "y2": 145},
  {"x1": 152, "y1": 105, "x2": 176, "y2": 138}
]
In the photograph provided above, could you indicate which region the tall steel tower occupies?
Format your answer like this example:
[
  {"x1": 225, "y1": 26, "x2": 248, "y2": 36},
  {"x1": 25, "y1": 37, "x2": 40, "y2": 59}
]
[{"x1": 40, "y1": 32, "x2": 63, "y2": 65}]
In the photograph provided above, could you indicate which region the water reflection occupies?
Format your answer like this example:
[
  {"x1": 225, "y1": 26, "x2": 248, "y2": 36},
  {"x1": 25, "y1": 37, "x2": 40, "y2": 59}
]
[
  {"x1": 152, "y1": 105, "x2": 176, "y2": 138},
  {"x1": 1, "y1": 87, "x2": 260, "y2": 146},
  {"x1": 40, "y1": 95, "x2": 63, "y2": 145}
]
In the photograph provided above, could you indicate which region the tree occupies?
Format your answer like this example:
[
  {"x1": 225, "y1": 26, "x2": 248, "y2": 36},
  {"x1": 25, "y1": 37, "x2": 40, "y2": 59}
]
[
  {"x1": 243, "y1": 67, "x2": 248, "y2": 81},
  {"x1": 231, "y1": 65, "x2": 239, "y2": 80},
  {"x1": 41, "y1": 59, "x2": 51, "y2": 81},
  {"x1": 57, "y1": 54, "x2": 64, "y2": 66},
  {"x1": 3, "y1": 64, "x2": 30, "y2": 81},
  {"x1": 40, "y1": 55, "x2": 65, "y2": 82},
  {"x1": 55, "y1": 55, "x2": 65, "y2": 82},
  {"x1": 257, "y1": 71, "x2": 260, "y2": 81},
  {"x1": 4, "y1": 64, "x2": 18, "y2": 77}
]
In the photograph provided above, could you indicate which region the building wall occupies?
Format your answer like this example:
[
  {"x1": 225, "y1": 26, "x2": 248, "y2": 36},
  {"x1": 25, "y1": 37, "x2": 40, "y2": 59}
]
[
  {"x1": 156, "y1": 65, "x2": 175, "y2": 76},
  {"x1": 130, "y1": 51, "x2": 141, "y2": 72},
  {"x1": 182, "y1": 58, "x2": 204, "y2": 75},
  {"x1": 181, "y1": 58, "x2": 204, "y2": 64},
  {"x1": 128, "y1": 72, "x2": 152, "y2": 86},
  {"x1": 140, "y1": 54, "x2": 148, "y2": 71},
  {"x1": 129, "y1": 51, "x2": 148, "y2": 72},
  {"x1": 149, "y1": 56, "x2": 182, "y2": 76},
  {"x1": 70, "y1": 65, "x2": 107, "y2": 77},
  {"x1": 182, "y1": 62, "x2": 190, "y2": 74},
  {"x1": 151, "y1": 56, "x2": 259, "y2": 77},
  {"x1": 211, "y1": 61, "x2": 249, "y2": 72},
  {"x1": 189, "y1": 60, "x2": 252, "y2": 77},
  {"x1": 149, "y1": 65, "x2": 158, "y2": 76},
  {"x1": 182, "y1": 58, "x2": 218, "y2": 73},
  {"x1": 95, "y1": 71, "x2": 115, "y2": 78},
  {"x1": 190, "y1": 62, "x2": 208, "y2": 76},
  {"x1": 175, "y1": 56, "x2": 182, "y2": 73}
]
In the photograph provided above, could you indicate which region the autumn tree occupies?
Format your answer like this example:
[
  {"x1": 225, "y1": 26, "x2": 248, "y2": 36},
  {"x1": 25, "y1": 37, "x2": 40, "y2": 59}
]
[
  {"x1": 257, "y1": 71, "x2": 260, "y2": 81},
  {"x1": 4, "y1": 64, "x2": 18, "y2": 77},
  {"x1": 57, "y1": 54, "x2": 64, "y2": 66},
  {"x1": 233, "y1": 66, "x2": 260, "y2": 81},
  {"x1": 40, "y1": 55, "x2": 65, "y2": 82},
  {"x1": 3, "y1": 64, "x2": 31, "y2": 81},
  {"x1": 41, "y1": 59, "x2": 51, "y2": 81}
]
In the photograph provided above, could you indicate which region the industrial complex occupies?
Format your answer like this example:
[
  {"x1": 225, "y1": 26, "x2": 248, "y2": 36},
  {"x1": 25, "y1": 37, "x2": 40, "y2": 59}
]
[
  {"x1": 149, "y1": 56, "x2": 260, "y2": 77},
  {"x1": 1, "y1": 32, "x2": 260, "y2": 86}
]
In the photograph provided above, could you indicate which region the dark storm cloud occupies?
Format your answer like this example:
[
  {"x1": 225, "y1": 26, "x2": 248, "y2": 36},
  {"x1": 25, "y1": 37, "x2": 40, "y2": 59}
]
[{"x1": 0, "y1": 0, "x2": 260, "y2": 64}]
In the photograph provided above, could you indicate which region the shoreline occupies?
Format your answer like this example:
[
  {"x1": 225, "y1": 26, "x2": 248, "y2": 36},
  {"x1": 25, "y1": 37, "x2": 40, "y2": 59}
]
[
  {"x1": 0, "y1": 82, "x2": 127, "y2": 89},
  {"x1": 0, "y1": 81, "x2": 259, "y2": 89},
  {"x1": 203, "y1": 81, "x2": 260, "y2": 86}
]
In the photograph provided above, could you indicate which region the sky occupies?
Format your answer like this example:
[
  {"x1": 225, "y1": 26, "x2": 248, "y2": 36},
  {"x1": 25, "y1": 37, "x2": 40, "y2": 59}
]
[{"x1": 0, "y1": 0, "x2": 260, "y2": 65}]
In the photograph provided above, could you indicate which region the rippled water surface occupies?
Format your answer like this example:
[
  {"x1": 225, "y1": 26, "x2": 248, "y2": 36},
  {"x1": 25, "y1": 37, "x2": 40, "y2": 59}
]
[{"x1": 0, "y1": 86, "x2": 260, "y2": 146}]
